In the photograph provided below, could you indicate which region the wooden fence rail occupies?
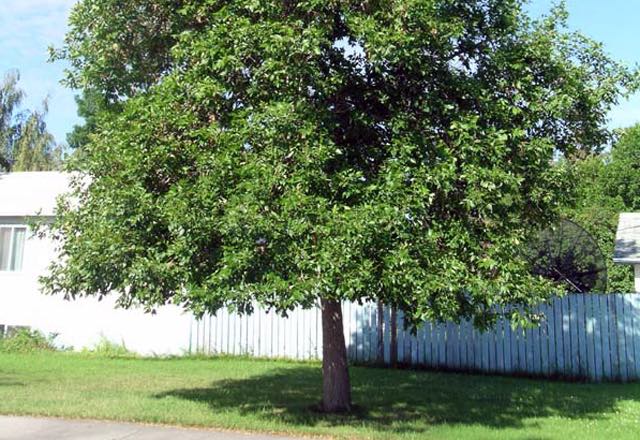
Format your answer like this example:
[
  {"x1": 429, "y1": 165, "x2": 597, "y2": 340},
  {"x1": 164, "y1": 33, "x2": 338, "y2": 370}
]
[{"x1": 191, "y1": 293, "x2": 640, "y2": 382}]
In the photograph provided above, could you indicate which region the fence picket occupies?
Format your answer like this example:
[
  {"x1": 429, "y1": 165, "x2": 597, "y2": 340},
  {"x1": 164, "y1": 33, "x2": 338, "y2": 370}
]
[
  {"x1": 600, "y1": 295, "x2": 612, "y2": 378},
  {"x1": 193, "y1": 295, "x2": 640, "y2": 382},
  {"x1": 532, "y1": 305, "x2": 542, "y2": 375},
  {"x1": 423, "y1": 321, "x2": 432, "y2": 367},
  {"x1": 615, "y1": 295, "x2": 628, "y2": 381},
  {"x1": 494, "y1": 326, "x2": 502, "y2": 373},
  {"x1": 368, "y1": 303, "x2": 375, "y2": 363},
  {"x1": 410, "y1": 329, "x2": 418, "y2": 366},
  {"x1": 552, "y1": 297, "x2": 564, "y2": 375},
  {"x1": 353, "y1": 304, "x2": 362, "y2": 362},
  {"x1": 591, "y1": 296, "x2": 602, "y2": 381},
  {"x1": 416, "y1": 323, "x2": 424, "y2": 365},
  {"x1": 561, "y1": 296, "x2": 572, "y2": 376},
  {"x1": 623, "y1": 296, "x2": 636, "y2": 380},
  {"x1": 631, "y1": 295, "x2": 640, "y2": 380},
  {"x1": 585, "y1": 295, "x2": 597, "y2": 381},
  {"x1": 524, "y1": 326, "x2": 534, "y2": 375},
  {"x1": 397, "y1": 310, "x2": 404, "y2": 362},
  {"x1": 540, "y1": 304, "x2": 549, "y2": 376},
  {"x1": 473, "y1": 326, "x2": 482, "y2": 371},
  {"x1": 438, "y1": 323, "x2": 447, "y2": 367},
  {"x1": 515, "y1": 324, "x2": 525, "y2": 373},
  {"x1": 483, "y1": 326, "x2": 490, "y2": 372},
  {"x1": 608, "y1": 295, "x2": 620, "y2": 379},
  {"x1": 507, "y1": 319, "x2": 517, "y2": 373},
  {"x1": 447, "y1": 322, "x2": 458, "y2": 369},
  {"x1": 403, "y1": 329, "x2": 413, "y2": 365},
  {"x1": 569, "y1": 295, "x2": 580, "y2": 377},
  {"x1": 577, "y1": 295, "x2": 588, "y2": 378},
  {"x1": 546, "y1": 301, "x2": 557, "y2": 375},
  {"x1": 460, "y1": 320, "x2": 470, "y2": 369},
  {"x1": 383, "y1": 305, "x2": 391, "y2": 364}
]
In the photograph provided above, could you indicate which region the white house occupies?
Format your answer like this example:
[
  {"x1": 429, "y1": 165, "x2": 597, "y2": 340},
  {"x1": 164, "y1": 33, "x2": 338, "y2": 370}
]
[
  {"x1": 614, "y1": 212, "x2": 640, "y2": 293},
  {"x1": 0, "y1": 171, "x2": 196, "y2": 354}
]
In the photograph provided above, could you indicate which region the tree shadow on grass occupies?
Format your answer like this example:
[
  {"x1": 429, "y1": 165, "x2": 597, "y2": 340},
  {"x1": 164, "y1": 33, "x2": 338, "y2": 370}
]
[
  {"x1": 0, "y1": 379, "x2": 24, "y2": 387},
  {"x1": 154, "y1": 365, "x2": 639, "y2": 435},
  {"x1": 0, "y1": 374, "x2": 25, "y2": 387}
]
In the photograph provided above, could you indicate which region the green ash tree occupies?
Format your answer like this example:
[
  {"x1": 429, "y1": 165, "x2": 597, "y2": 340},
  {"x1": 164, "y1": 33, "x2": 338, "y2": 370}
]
[{"x1": 47, "y1": 0, "x2": 633, "y2": 411}]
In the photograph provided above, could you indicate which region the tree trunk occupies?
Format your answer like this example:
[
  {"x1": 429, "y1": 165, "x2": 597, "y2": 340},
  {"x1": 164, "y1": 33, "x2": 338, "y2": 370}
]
[
  {"x1": 321, "y1": 298, "x2": 351, "y2": 413},
  {"x1": 376, "y1": 301, "x2": 384, "y2": 364}
]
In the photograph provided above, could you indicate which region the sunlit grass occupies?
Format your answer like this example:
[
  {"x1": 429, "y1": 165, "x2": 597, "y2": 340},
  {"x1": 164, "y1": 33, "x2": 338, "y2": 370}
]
[{"x1": 2, "y1": 352, "x2": 640, "y2": 439}]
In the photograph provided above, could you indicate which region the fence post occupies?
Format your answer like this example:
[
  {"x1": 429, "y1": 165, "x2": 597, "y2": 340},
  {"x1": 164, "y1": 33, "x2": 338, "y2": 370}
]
[
  {"x1": 390, "y1": 307, "x2": 398, "y2": 367},
  {"x1": 376, "y1": 302, "x2": 384, "y2": 364}
]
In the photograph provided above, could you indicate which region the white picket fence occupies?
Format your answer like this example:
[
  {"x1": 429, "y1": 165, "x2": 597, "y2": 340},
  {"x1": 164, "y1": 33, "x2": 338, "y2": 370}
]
[{"x1": 191, "y1": 294, "x2": 640, "y2": 382}]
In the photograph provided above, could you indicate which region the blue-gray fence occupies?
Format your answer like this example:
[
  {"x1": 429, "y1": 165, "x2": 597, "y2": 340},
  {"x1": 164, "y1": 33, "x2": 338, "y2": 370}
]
[{"x1": 191, "y1": 293, "x2": 640, "y2": 382}]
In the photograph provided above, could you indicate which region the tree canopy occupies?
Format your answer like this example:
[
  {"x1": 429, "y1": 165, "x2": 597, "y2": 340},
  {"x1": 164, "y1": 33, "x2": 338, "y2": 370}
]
[
  {"x1": 0, "y1": 71, "x2": 64, "y2": 172},
  {"x1": 47, "y1": 0, "x2": 635, "y2": 411}
]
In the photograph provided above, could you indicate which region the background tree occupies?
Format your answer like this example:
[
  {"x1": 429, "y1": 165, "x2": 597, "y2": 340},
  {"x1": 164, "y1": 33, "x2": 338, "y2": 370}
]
[
  {"x1": 47, "y1": 0, "x2": 634, "y2": 412},
  {"x1": 0, "y1": 70, "x2": 63, "y2": 172},
  {"x1": 66, "y1": 90, "x2": 113, "y2": 151},
  {"x1": 0, "y1": 71, "x2": 24, "y2": 170},
  {"x1": 603, "y1": 125, "x2": 640, "y2": 210},
  {"x1": 566, "y1": 125, "x2": 640, "y2": 293}
]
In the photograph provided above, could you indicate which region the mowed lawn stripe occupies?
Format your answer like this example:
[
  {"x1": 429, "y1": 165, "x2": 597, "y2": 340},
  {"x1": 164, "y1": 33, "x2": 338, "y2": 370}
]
[{"x1": 1, "y1": 353, "x2": 640, "y2": 439}]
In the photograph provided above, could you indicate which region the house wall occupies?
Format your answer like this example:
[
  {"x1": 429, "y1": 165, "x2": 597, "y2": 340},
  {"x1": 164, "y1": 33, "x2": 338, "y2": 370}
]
[{"x1": 0, "y1": 221, "x2": 195, "y2": 355}]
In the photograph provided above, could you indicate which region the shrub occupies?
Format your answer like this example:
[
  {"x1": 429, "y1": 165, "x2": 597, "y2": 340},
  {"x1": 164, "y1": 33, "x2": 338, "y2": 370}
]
[
  {"x1": 82, "y1": 336, "x2": 137, "y2": 358},
  {"x1": 0, "y1": 328, "x2": 58, "y2": 353}
]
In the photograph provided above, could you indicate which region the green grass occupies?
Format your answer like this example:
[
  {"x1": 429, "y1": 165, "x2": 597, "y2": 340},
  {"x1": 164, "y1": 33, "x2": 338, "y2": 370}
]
[{"x1": 2, "y1": 353, "x2": 640, "y2": 439}]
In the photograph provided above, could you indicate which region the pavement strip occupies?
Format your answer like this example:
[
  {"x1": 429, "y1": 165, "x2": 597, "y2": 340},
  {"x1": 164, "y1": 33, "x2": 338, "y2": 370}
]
[{"x1": 0, "y1": 416, "x2": 304, "y2": 440}]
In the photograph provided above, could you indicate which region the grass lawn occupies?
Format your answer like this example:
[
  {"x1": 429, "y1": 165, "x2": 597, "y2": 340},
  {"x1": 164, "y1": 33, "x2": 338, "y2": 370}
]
[{"x1": 2, "y1": 353, "x2": 640, "y2": 439}]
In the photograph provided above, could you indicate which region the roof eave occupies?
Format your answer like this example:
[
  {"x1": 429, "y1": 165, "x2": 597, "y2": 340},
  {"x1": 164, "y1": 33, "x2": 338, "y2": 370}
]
[{"x1": 612, "y1": 258, "x2": 640, "y2": 265}]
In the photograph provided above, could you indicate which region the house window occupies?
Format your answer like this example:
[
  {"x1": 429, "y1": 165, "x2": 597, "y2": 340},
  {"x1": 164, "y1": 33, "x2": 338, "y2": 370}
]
[{"x1": 0, "y1": 226, "x2": 27, "y2": 272}]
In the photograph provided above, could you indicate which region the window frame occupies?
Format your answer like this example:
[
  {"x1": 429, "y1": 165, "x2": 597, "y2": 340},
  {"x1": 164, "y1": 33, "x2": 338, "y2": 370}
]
[{"x1": 0, "y1": 224, "x2": 28, "y2": 273}]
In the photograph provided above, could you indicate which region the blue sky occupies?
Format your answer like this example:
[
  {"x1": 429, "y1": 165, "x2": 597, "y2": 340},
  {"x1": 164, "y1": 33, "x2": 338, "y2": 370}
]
[
  {"x1": 0, "y1": 0, "x2": 78, "y2": 144},
  {"x1": 1, "y1": 0, "x2": 639, "y2": 145}
]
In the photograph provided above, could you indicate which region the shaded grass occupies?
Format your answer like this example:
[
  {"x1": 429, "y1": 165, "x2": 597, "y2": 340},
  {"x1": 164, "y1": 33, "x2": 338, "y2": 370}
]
[{"x1": 1, "y1": 352, "x2": 640, "y2": 439}]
